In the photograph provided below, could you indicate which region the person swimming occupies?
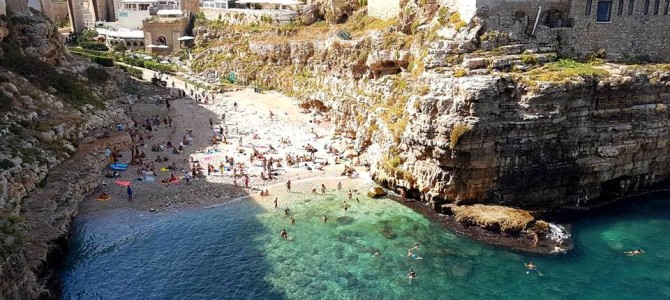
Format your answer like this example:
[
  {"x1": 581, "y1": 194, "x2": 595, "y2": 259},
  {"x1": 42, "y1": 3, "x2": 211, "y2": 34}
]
[
  {"x1": 525, "y1": 262, "x2": 543, "y2": 276},
  {"x1": 624, "y1": 249, "x2": 645, "y2": 256},
  {"x1": 373, "y1": 250, "x2": 381, "y2": 257},
  {"x1": 284, "y1": 207, "x2": 291, "y2": 216},
  {"x1": 323, "y1": 215, "x2": 328, "y2": 222},
  {"x1": 413, "y1": 242, "x2": 419, "y2": 250},
  {"x1": 280, "y1": 229, "x2": 288, "y2": 240},
  {"x1": 290, "y1": 217, "x2": 295, "y2": 225},
  {"x1": 407, "y1": 250, "x2": 423, "y2": 260},
  {"x1": 407, "y1": 268, "x2": 417, "y2": 283}
]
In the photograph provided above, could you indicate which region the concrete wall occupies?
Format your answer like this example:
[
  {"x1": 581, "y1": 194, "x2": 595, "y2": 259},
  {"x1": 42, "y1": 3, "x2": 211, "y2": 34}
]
[
  {"x1": 560, "y1": 0, "x2": 670, "y2": 61},
  {"x1": 143, "y1": 16, "x2": 188, "y2": 53},
  {"x1": 52, "y1": 1, "x2": 70, "y2": 25},
  {"x1": 201, "y1": 8, "x2": 297, "y2": 25},
  {"x1": 368, "y1": 0, "x2": 400, "y2": 20},
  {"x1": 117, "y1": 9, "x2": 149, "y2": 29},
  {"x1": 7, "y1": 0, "x2": 31, "y2": 14}
]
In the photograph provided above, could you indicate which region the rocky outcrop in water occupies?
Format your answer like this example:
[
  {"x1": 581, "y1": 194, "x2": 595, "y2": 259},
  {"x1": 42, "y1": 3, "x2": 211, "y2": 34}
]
[{"x1": 0, "y1": 12, "x2": 133, "y2": 299}]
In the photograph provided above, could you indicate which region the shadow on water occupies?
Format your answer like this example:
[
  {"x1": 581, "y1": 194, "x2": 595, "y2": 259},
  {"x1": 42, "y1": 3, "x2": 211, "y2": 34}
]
[{"x1": 61, "y1": 199, "x2": 286, "y2": 299}]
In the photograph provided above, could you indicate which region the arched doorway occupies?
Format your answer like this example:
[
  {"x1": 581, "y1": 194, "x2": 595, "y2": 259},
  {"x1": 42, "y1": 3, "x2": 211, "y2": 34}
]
[
  {"x1": 156, "y1": 36, "x2": 167, "y2": 45},
  {"x1": 543, "y1": 9, "x2": 567, "y2": 28}
]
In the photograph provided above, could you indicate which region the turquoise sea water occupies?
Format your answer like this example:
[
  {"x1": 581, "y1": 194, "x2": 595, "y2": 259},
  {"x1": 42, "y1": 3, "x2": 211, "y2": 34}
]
[{"x1": 61, "y1": 188, "x2": 670, "y2": 300}]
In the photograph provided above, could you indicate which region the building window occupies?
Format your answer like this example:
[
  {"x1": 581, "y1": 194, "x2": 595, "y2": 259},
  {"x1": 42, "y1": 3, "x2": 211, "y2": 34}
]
[
  {"x1": 157, "y1": 36, "x2": 167, "y2": 45},
  {"x1": 644, "y1": 0, "x2": 650, "y2": 13},
  {"x1": 665, "y1": 0, "x2": 669, "y2": 14},
  {"x1": 628, "y1": 0, "x2": 635, "y2": 14},
  {"x1": 586, "y1": 0, "x2": 593, "y2": 14},
  {"x1": 597, "y1": 1, "x2": 613, "y2": 21},
  {"x1": 654, "y1": 0, "x2": 661, "y2": 13},
  {"x1": 618, "y1": 0, "x2": 625, "y2": 13}
]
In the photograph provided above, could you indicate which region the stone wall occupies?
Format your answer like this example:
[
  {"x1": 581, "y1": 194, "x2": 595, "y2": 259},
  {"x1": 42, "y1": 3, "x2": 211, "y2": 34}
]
[
  {"x1": 51, "y1": 1, "x2": 70, "y2": 25},
  {"x1": 559, "y1": 0, "x2": 670, "y2": 61},
  {"x1": 201, "y1": 8, "x2": 298, "y2": 25},
  {"x1": 6, "y1": 0, "x2": 31, "y2": 14},
  {"x1": 368, "y1": 0, "x2": 400, "y2": 20}
]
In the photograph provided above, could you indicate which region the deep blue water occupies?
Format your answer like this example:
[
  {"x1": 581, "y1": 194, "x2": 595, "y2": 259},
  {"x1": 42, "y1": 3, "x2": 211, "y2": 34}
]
[{"x1": 61, "y1": 191, "x2": 670, "y2": 299}]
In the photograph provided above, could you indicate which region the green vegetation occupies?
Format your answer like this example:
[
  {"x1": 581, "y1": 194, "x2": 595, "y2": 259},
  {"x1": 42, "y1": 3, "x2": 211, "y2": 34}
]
[
  {"x1": 260, "y1": 14, "x2": 273, "y2": 23},
  {"x1": 526, "y1": 59, "x2": 609, "y2": 82},
  {"x1": 454, "y1": 68, "x2": 468, "y2": 77},
  {"x1": 79, "y1": 41, "x2": 109, "y2": 51},
  {"x1": 450, "y1": 123, "x2": 472, "y2": 148},
  {"x1": 0, "y1": 42, "x2": 105, "y2": 108},
  {"x1": 520, "y1": 51, "x2": 538, "y2": 65}
]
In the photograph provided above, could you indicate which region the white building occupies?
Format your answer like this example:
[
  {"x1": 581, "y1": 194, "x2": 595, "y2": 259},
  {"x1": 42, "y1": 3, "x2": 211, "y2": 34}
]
[
  {"x1": 116, "y1": 0, "x2": 180, "y2": 29},
  {"x1": 98, "y1": 27, "x2": 146, "y2": 50}
]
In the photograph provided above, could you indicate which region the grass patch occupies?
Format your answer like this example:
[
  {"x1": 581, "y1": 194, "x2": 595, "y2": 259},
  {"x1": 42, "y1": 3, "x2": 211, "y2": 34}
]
[
  {"x1": 450, "y1": 123, "x2": 471, "y2": 148},
  {"x1": 526, "y1": 59, "x2": 609, "y2": 83}
]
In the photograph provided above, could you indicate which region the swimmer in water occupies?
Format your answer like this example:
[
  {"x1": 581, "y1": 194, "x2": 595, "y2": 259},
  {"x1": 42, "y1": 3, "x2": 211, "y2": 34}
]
[
  {"x1": 274, "y1": 197, "x2": 278, "y2": 208},
  {"x1": 407, "y1": 250, "x2": 423, "y2": 260},
  {"x1": 290, "y1": 217, "x2": 295, "y2": 225},
  {"x1": 413, "y1": 242, "x2": 419, "y2": 250},
  {"x1": 347, "y1": 189, "x2": 353, "y2": 200},
  {"x1": 284, "y1": 207, "x2": 290, "y2": 216},
  {"x1": 356, "y1": 197, "x2": 359, "y2": 203},
  {"x1": 624, "y1": 249, "x2": 645, "y2": 256},
  {"x1": 337, "y1": 182, "x2": 342, "y2": 191},
  {"x1": 407, "y1": 268, "x2": 417, "y2": 283},
  {"x1": 323, "y1": 215, "x2": 328, "y2": 222},
  {"x1": 280, "y1": 229, "x2": 288, "y2": 239},
  {"x1": 373, "y1": 250, "x2": 381, "y2": 257},
  {"x1": 525, "y1": 262, "x2": 543, "y2": 276},
  {"x1": 311, "y1": 188, "x2": 318, "y2": 194}
]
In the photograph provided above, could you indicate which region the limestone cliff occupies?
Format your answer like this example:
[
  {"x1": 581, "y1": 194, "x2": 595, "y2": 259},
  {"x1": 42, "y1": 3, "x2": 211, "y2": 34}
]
[
  {"x1": 191, "y1": 1, "x2": 670, "y2": 216},
  {"x1": 0, "y1": 12, "x2": 131, "y2": 299}
]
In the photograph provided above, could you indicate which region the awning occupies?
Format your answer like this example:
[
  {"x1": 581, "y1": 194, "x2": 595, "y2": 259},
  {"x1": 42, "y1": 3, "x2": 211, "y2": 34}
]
[
  {"x1": 157, "y1": 9, "x2": 183, "y2": 15},
  {"x1": 177, "y1": 36, "x2": 194, "y2": 41},
  {"x1": 146, "y1": 44, "x2": 158, "y2": 48}
]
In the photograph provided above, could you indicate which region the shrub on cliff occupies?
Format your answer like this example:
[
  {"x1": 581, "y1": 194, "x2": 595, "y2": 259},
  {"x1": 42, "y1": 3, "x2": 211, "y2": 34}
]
[
  {"x1": 450, "y1": 123, "x2": 472, "y2": 148},
  {"x1": 0, "y1": 42, "x2": 105, "y2": 108}
]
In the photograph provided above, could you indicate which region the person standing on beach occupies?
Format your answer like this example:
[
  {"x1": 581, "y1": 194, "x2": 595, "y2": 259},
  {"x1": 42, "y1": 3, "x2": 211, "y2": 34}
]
[
  {"x1": 274, "y1": 197, "x2": 278, "y2": 208},
  {"x1": 166, "y1": 99, "x2": 171, "y2": 111},
  {"x1": 244, "y1": 175, "x2": 250, "y2": 188},
  {"x1": 321, "y1": 184, "x2": 326, "y2": 195},
  {"x1": 286, "y1": 180, "x2": 291, "y2": 192},
  {"x1": 209, "y1": 118, "x2": 214, "y2": 129},
  {"x1": 184, "y1": 172, "x2": 191, "y2": 185},
  {"x1": 127, "y1": 185, "x2": 133, "y2": 202}
]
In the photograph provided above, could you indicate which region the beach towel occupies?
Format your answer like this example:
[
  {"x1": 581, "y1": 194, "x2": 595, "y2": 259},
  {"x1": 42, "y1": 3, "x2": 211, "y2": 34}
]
[
  {"x1": 115, "y1": 180, "x2": 131, "y2": 187},
  {"x1": 161, "y1": 167, "x2": 169, "y2": 172},
  {"x1": 95, "y1": 195, "x2": 112, "y2": 201},
  {"x1": 109, "y1": 163, "x2": 128, "y2": 171},
  {"x1": 145, "y1": 176, "x2": 156, "y2": 183}
]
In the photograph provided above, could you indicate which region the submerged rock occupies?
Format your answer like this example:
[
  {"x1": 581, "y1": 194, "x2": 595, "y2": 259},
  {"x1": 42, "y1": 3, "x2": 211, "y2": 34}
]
[{"x1": 336, "y1": 216, "x2": 355, "y2": 225}]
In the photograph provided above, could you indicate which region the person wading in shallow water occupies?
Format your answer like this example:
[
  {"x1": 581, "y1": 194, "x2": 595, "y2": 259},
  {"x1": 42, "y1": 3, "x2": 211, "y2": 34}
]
[
  {"x1": 286, "y1": 180, "x2": 291, "y2": 192},
  {"x1": 274, "y1": 197, "x2": 278, "y2": 209}
]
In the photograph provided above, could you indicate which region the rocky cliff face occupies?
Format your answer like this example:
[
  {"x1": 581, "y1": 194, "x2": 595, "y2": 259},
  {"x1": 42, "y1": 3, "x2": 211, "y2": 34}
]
[
  {"x1": 0, "y1": 12, "x2": 132, "y2": 299},
  {"x1": 191, "y1": 1, "x2": 670, "y2": 216}
]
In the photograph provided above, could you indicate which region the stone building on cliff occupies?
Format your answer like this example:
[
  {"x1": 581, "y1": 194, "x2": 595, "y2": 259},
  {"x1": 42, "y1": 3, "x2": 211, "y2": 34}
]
[{"x1": 368, "y1": 0, "x2": 670, "y2": 62}]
